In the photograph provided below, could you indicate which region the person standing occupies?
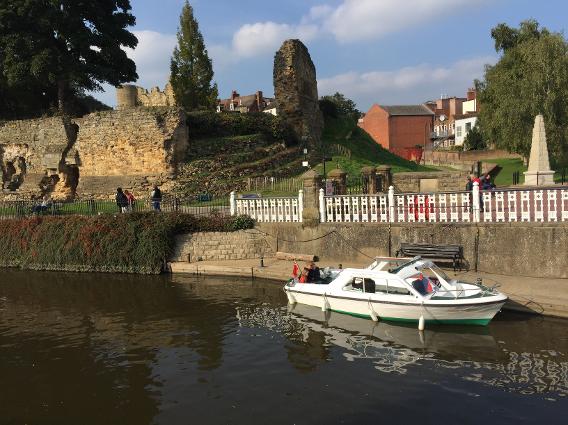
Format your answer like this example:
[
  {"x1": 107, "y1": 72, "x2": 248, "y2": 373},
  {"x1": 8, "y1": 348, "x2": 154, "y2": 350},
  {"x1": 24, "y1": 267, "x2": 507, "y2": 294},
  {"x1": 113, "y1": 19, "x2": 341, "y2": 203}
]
[
  {"x1": 465, "y1": 175, "x2": 473, "y2": 191},
  {"x1": 115, "y1": 188, "x2": 129, "y2": 213},
  {"x1": 150, "y1": 185, "x2": 162, "y2": 212},
  {"x1": 124, "y1": 190, "x2": 136, "y2": 212}
]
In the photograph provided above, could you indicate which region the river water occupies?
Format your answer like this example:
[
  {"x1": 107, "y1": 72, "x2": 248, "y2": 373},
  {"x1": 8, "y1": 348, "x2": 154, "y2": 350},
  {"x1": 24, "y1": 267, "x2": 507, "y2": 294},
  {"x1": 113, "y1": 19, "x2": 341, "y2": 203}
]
[{"x1": 0, "y1": 270, "x2": 566, "y2": 425}]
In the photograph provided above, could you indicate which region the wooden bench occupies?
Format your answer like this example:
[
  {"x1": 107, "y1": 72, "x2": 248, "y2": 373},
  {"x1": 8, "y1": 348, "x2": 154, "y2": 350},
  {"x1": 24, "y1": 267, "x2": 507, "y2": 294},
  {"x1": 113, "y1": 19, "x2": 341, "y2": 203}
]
[{"x1": 395, "y1": 243, "x2": 464, "y2": 271}]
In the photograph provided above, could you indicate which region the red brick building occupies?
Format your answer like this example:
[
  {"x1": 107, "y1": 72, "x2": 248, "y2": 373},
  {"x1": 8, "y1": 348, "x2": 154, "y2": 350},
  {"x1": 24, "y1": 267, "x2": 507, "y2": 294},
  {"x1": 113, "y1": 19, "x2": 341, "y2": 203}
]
[{"x1": 358, "y1": 104, "x2": 434, "y2": 160}]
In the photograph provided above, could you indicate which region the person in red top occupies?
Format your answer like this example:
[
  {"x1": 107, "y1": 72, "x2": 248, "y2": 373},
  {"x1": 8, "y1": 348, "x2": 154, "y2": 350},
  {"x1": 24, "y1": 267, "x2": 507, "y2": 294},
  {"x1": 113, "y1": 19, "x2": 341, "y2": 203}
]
[
  {"x1": 298, "y1": 267, "x2": 309, "y2": 283},
  {"x1": 291, "y1": 261, "x2": 300, "y2": 279},
  {"x1": 124, "y1": 189, "x2": 136, "y2": 212}
]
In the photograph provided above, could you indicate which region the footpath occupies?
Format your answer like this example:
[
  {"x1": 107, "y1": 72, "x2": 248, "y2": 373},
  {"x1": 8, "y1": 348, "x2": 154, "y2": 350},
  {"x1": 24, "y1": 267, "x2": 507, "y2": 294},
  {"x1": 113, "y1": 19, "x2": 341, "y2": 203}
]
[{"x1": 169, "y1": 257, "x2": 568, "y2": 319}]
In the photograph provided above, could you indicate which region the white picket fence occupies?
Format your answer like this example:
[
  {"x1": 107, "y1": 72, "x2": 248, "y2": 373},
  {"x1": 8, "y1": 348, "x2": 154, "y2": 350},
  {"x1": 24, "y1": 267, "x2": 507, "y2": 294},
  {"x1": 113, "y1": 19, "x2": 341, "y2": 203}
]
[
  {"x1": 321, "y1": 184, "x2": 568, "y2": 223},
  {"x1": 232, "y1": 191, "x2": 303, "y2": 222},
  {"x1": 231, "y1": 184, "x2": 568, "y2": 223}
]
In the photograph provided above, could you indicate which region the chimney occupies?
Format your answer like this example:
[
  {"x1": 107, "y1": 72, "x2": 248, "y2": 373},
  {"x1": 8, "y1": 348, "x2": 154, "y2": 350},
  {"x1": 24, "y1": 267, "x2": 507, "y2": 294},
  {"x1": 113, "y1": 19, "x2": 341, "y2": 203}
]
[
  {"x1": 467, "y1": 88, "x2": 476, "y2": 101},
  {"x1": 231, "y1": 90, "x2": 239, "y2": 100}
]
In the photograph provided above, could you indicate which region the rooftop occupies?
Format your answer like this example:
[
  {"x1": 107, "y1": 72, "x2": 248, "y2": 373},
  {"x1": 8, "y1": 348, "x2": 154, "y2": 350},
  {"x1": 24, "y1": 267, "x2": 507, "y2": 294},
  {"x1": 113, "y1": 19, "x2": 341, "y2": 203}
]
[{"x1": 380, "y1": 104, "x2": 435, "y2": 116}]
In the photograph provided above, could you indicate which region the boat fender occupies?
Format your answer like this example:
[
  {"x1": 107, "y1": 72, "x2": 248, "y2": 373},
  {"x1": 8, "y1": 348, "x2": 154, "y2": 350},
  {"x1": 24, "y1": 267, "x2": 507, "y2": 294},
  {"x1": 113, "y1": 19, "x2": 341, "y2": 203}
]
[
  {"x1": 286, "y1": 291, "x2": 297, "y2": 305},
  {"x1": 418, "y1": 315, "x2": 425, "y2": 331},
  {"x1": 418, "y1": 330, "x2": 425, "y2": 345},
  {"x1": 368, "y1": 299, "x2": 379, "y2": 322},
  {"x1": 322, "y1": 293, "x2": 330, "y2": 311}
]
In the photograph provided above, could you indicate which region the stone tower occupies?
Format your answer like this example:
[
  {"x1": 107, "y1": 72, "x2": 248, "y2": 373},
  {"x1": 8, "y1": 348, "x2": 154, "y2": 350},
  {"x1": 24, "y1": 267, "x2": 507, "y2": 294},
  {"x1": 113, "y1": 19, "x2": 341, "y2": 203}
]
[
  {"x1": 273, "y1": 39, "x2": 323, "y2": 147},
  {"x1": 116, "y1": 84, "x2": 138, "y2": 109}
]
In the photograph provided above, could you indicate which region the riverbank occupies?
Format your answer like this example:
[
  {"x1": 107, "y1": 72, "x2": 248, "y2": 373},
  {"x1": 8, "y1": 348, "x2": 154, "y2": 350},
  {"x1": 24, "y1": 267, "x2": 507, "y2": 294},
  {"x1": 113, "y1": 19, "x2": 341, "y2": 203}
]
[
  {"x1": 0, "y1": 213, "x2": 254, "y2": 274},
  {"x1": 169, "y1": 257, "x2": 568, "y2": 319}
]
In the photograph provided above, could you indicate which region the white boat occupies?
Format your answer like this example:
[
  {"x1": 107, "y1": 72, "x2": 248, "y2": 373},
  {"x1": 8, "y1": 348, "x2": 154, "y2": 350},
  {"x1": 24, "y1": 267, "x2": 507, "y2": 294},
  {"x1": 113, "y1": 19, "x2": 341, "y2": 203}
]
[{"x1": 284, "y1": 256, "x2": 508, "y2": 326}]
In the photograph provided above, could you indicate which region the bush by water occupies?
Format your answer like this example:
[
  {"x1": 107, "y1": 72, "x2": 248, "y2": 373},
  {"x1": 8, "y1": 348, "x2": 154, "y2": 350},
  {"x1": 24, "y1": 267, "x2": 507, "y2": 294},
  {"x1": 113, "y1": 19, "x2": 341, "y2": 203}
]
[{"x1": 0, "y1": 213, "x2": 255, "y2": 274}]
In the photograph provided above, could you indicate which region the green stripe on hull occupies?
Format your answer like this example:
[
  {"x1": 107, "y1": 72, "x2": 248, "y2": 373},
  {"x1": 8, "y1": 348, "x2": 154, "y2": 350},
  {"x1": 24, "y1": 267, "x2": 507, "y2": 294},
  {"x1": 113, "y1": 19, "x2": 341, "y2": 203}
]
[{"x1": 329, "y1": 309, "x2": 491, "y2": 326}]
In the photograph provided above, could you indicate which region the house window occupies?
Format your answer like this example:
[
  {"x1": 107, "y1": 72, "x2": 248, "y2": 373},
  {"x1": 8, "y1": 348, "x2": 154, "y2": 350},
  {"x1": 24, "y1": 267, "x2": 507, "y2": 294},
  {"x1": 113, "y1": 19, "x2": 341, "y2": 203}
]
[
  {"x1": 465, "y1": 122, "x2": 472, "y2": 133},
  {"x1": 456, "y1": 126, "x2": 462, "y2": 137}
]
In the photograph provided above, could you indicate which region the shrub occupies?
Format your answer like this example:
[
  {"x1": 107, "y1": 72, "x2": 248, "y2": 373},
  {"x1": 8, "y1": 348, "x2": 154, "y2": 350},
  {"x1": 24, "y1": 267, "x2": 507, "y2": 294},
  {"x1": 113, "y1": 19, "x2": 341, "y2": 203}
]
[
  {"x1": 0, "y1": 213, "x2": 255, "y2": 274},
  {"x1": 186, "y1": 110, "x2": 291, "y2": 141}
]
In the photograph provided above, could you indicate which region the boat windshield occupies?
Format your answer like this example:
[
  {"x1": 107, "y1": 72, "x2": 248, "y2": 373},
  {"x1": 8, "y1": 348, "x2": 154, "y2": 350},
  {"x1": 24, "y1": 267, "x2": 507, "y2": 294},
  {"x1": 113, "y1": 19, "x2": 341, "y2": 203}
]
[
  {"x1": 389, "y1": 256, "x2": 422, "y2": 274},
  {"x1": 427, "y1": 263, "x2": 453, "y2": 284}
]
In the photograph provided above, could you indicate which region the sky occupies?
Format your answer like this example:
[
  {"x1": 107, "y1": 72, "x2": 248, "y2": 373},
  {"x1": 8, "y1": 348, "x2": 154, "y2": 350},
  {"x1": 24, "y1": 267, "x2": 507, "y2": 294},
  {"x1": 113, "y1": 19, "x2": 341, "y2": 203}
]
[{"x1": 94, "y1": 0, "x2": 568, "y2": 112}]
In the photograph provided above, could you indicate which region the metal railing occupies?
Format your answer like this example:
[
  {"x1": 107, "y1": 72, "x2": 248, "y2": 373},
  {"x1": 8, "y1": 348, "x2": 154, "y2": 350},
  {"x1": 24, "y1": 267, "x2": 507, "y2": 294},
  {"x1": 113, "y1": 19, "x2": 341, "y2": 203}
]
[{"x1": 0, "y1": 196, "x2": 231, "y2": 218}]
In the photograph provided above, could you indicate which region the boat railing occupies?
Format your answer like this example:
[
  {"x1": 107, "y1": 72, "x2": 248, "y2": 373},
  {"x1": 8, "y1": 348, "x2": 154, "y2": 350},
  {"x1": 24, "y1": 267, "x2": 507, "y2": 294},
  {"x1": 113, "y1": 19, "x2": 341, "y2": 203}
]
[{"x1": 431, "y1": 286, "x2": 495, "y2": 299}]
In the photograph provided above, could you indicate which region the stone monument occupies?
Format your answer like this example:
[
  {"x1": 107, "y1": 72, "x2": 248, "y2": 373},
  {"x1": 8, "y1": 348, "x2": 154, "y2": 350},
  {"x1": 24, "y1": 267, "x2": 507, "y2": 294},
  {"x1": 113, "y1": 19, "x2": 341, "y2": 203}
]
[
  {"x1": 524, "y1": 114, "x2": 555, "y2": 186},
  {"x1": 273, "y1": 39, "x2": 323, "y2": 147}
]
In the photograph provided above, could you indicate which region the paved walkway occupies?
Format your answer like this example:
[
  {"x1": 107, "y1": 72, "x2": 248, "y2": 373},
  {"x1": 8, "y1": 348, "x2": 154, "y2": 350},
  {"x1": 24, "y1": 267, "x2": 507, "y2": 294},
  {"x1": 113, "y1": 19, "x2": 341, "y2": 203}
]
[{"x1": 169, "y1": 257, "x2": 568, "y2": 319}]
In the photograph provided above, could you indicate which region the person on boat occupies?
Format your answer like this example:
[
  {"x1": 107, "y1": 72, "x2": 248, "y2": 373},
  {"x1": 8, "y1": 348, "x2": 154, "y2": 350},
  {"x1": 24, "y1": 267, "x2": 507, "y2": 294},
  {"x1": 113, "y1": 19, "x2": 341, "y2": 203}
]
[
  {"x1": 411, "y1": 273, "x2": 433, "y2": 296},
  {"x1": 291, "y1": 260, "x2": 300, "y2": 279},
  {"x1": 299, "y1": 267, "x2": 309, "y2": 283},
  {"x1": 307, "y1": 262, "x2": 321, "y2": 283}
]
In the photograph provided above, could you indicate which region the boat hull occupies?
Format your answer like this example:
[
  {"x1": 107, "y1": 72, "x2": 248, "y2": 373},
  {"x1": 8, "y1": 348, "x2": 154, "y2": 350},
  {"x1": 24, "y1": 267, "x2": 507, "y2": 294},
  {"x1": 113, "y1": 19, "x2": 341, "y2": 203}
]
[{"x1": 285, "y1": 288, "x2": 506, "y2": 326}]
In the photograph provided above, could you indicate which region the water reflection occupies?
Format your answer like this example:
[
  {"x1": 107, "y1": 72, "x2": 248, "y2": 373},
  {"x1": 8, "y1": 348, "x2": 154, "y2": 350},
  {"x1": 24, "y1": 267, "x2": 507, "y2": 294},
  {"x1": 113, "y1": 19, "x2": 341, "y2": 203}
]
[
  {"x1": 233, "y1": 295, "x2": 567, "y2": 398},
  {"x1": 0, "y1": 270, "x2": 566, "y2": 425}
]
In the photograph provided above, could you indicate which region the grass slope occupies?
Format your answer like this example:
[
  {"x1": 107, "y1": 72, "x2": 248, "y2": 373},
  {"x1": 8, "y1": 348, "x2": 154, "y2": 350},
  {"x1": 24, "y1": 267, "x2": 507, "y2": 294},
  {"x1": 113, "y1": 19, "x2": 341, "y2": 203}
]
[{"x1": 317, "y1": 117, "x2": 437, "y2": 175}]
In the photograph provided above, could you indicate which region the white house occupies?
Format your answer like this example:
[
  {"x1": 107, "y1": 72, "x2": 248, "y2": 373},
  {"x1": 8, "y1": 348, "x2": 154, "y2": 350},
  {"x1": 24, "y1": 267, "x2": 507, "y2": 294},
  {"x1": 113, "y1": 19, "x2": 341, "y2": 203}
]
[{"x1": 454, "y1": 114, "x2": 478, "y2": 146}]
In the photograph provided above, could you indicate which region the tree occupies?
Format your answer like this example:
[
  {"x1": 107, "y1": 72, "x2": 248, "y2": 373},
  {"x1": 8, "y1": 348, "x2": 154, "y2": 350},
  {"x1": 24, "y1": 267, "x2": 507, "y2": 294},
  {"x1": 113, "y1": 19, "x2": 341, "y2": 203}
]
[
  {"x1": 319, "y1": 92, "x2": 359, "y2": 119},
  {"x1": 463, "y1": 124, "x2": 486, "y2": 151},
  {"x1": 0, "y1": 0, "x2": 138, "y2": 113},
  {"x1": 170, "y1": 1, "x2": 218, "y2": 111},
  {"x1": 477, "y1": 20, "x2": 568, "y2": 166}
]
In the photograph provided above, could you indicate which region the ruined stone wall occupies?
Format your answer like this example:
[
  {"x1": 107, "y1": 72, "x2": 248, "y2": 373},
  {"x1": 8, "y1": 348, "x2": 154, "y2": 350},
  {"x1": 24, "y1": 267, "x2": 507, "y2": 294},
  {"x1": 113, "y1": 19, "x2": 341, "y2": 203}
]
[
  {"x1": 0, "y1": 116, "x2": 69, "y2": 173},
  {"x1": 0, "y1": 107, "x2": 188, "y2": 199},
  {"x1": 76, "y1": 108, "x2": 186, "y2": 176},
  {"x1": 273, "y1": 39, "x2": 323, "y2": 146}
]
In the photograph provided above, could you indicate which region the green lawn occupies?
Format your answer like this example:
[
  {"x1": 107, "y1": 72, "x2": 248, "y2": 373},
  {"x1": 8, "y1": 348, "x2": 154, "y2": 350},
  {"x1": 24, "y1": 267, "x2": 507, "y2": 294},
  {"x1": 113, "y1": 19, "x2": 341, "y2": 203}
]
[
  {"x1": 491, "y1": 158, "x2": 527, "y2": 186},
  {"x1": 317, "y1": 116, "x2": 439, "y2": 175},
  {"x1": 484, "y1": 158, "x2": 567, "y2": 186}
]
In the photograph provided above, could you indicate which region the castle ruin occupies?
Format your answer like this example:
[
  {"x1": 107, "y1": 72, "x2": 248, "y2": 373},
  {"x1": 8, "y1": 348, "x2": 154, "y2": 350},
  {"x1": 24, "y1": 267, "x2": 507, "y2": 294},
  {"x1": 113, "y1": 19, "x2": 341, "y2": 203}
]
[
  {"x1": 273, "y1": 39, "x2": 323, "y2": 147},
  {"x1": 0, "y1": 107, "x2": 188, "y2": 200},
  {"x1": 116, "y1": 83, "x2": 176, "y2": 108}
]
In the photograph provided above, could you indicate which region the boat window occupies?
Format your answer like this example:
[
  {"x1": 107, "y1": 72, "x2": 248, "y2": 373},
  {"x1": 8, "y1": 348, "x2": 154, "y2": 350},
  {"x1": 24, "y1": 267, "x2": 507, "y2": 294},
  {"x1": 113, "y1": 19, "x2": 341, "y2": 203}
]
[
  {"x1": 343, "y1": 277, "x2": 364, "y2": 292},
  {"x1": 363, "y1": 278, "x2": 375, "y2": 293},
  {"x1": 374, "y1": 279, "x2": 411, "y2": 295}
]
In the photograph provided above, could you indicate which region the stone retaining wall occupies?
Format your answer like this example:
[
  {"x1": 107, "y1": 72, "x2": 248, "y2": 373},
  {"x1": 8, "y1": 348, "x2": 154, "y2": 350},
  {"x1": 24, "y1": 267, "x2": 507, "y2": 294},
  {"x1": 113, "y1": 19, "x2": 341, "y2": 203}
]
[
  {"x1": 392, "y1": 171, "x2": 469, "y2": 192},
  {"x1": 171, "y1": 230, "x2": 274, "y2": 263},
  {"x1": 255, "y1": 222, "x2": 568, "y2": 279}
]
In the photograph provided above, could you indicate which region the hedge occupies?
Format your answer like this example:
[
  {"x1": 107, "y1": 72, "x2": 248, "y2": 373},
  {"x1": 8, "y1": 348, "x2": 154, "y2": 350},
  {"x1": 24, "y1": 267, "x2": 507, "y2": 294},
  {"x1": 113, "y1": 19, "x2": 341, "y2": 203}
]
[
  {"x1": 0, "y1": 213, "x2": 255, "y2": 274},
  {"x1": 186, "y1": 111, "x2": 292, "y2": 141}
]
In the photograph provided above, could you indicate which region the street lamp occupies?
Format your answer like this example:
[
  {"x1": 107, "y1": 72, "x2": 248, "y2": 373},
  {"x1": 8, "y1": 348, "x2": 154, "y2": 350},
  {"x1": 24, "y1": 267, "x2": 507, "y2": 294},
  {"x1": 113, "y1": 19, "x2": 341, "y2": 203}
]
[{"x1": 302, "y1": 147, "x2": 309, "y2": 167}]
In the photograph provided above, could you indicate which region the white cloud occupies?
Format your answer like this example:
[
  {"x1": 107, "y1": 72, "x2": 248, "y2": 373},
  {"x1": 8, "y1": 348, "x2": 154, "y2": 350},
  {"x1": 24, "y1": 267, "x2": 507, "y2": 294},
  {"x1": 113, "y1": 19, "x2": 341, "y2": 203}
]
[
  {"x1": 213, "y1": 0, "x2": 487, "y2": 62},
  {"x1": 318, "y1": 56, "x2": 496, "y2": 109},
  {"x1": 127, "y1": 30, "x2": 177, "y2": 86},
  {"x1": 231, "y1": 22, "x2": 318, "y2": 58},
  {"x1": 319, "y1": 0, "x2": 481, "y2": 43}
]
